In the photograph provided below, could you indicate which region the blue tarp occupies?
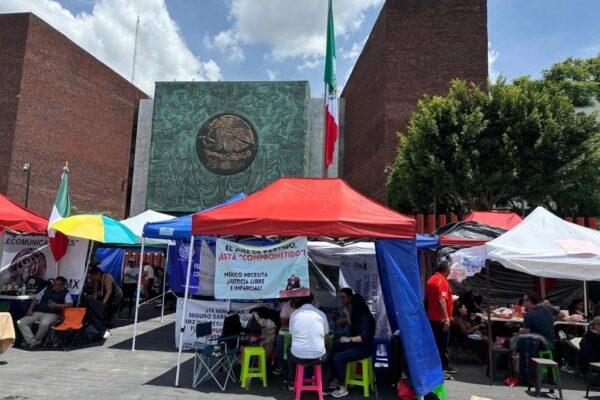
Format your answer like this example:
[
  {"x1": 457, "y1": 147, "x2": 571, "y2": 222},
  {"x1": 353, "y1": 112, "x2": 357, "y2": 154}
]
[
  {"x1": 142, "y1": 193, "x2": 246, "y2": 240},
  {"x1": 376, "y1": 239, "x2": 443, "y2": 396},
  {"x1": 96, "y1": 246, "x2": 164, "y2": 285},
  {"x1": 416, "y1": 234, "x2": 438, "y2": 250}
]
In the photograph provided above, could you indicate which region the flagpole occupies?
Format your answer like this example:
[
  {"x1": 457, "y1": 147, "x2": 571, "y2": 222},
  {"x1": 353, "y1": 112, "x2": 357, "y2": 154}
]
[{"x1": 322, "y1": 82, "x2": 328, "y2": 178}]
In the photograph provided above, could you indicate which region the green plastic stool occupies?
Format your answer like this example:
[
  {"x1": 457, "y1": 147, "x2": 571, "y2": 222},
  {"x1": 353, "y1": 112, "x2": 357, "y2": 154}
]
[
  {"x1": 417, "y1": 383, "x2": 447, "y2": 400},
  {"x1": 344, "y1": 357, "x2": 374, "y2": 397},
  {"x1": 240, "y1": 346, "x2": 267, "y2": 388},
  {"x1": 538, "y1": 349, "x2": 556, "y2": 382}
]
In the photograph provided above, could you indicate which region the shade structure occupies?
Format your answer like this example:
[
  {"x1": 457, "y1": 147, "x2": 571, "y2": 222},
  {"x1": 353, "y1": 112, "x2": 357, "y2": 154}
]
[
  {"x1": 51, "y1": 214, "x2": 137, "y2": 244},
  {"x1": 453, "y1": 207, "x2": 600, "y2": 281},
  {"x1": 0, "y1": 193, "x2": 48, "y2": 234},
  {"x1": 143, "y1": 193, "x2": 247, "y2": 240},
  {"x1": 192, "y1": 178, "x2": 415, "y2": 238},
  {"x1": 121, "y1": 210, "x2": 174, "y2": 245},
  {"x1": 463, "y1": 211, "x2": 523, "y2": 230}
]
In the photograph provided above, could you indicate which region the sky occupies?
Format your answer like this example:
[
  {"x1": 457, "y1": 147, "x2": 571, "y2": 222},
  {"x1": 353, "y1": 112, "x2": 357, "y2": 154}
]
[{"x1": 0, "y1": 0, "x2": 599, "y2": 97}]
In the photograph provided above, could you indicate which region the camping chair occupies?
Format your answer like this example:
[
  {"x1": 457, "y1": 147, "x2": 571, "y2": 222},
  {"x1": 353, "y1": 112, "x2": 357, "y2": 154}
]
[
  {"x1": 193, "y1": 322, "x2": 241, "y2": 391},
  {"x1": 449, "y1": 324, "x2": 479, "y2": 363},
  {"x1": 49, "y1": 307, "x2": 86, "y2": 351}
]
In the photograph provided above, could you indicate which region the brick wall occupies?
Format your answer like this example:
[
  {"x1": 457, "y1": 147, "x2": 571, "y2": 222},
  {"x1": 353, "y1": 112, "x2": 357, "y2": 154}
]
[
  {"x1": 342, "y1": 0, "x2": 488, "y2": 203},
  {"x1": 0, "y1": 14, "x2": 29, "y2": 194},
  {"x1": 1, "y1": 13, "x2": 148, "y2": 218}
]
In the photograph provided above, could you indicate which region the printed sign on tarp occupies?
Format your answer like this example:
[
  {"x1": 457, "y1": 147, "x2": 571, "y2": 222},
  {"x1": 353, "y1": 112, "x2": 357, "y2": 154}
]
[
  {"x1": 0, "y1": 232, "x2": 89, "y2": 294},
  {"x1": 215, "y1": 237, "x2": 309, "y2": 300},
  {"x1": 339, "y1": 254, "x2": 391, "y2": 338},
  {"x1": 169, "y1": 239, "x2": 215, "y2": 296},
  {"x1": 175, "y1": 298, "x2": 267, "y2": 349}
]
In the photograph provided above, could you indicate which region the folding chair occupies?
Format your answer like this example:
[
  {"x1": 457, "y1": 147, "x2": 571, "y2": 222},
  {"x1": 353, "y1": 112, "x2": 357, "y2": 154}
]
[
  {"x1": 192, "y1": 322, "x2": 241, "y2": 391},
  {"x1": 49, "y1": 307, "x2": 86, "y2": 351}
]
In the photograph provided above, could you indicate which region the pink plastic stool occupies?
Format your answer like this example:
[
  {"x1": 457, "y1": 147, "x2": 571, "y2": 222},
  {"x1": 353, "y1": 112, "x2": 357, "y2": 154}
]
[{"x1": 294, "y1": 362, "x2": 323, "y2": 400}]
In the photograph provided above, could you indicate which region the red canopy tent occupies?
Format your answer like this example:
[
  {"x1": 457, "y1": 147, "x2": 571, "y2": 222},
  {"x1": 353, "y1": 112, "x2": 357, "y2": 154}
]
[
  {"x1": 191, "y1": 177, "x2": 416, "y2": 238},
  {"x1": 0, "y1": 193, "x2": 48, "y2": 234},
  {"x1": 463, "y1": 211, "x2": 523, "y2": 230}
]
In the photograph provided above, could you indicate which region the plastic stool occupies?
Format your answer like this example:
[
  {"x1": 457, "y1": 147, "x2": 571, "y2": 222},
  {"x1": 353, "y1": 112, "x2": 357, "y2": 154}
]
[
  {"x1": 294, "y1": 361, "x2": 323, "y2": 400},
  {"x1": 345, "y1": 357, "x2": 374, "y2": 397},
  {"x1": 416, "y1": 384, "x2": 447, "y2": 400},
  {"x1": 538, "y1": 349, "x2": 556, "y2": 382},
  {"x1": 372, "y1": 337, "x2": 391, "y2": 365},
  {"x1": 527, "y1": 358, "x2": 563, "y2": 399},
  {"x1": 240, "y1": 346, "x2": 267, "y2": 388}
]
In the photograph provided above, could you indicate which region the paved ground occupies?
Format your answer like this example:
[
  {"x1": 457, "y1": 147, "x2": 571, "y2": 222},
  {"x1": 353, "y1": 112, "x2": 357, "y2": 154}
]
[{"x1": 0, "y1": 305, "x2": 595, "y2": 400}]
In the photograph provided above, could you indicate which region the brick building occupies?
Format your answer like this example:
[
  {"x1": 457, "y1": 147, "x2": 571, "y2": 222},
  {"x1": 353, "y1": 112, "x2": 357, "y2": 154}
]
[
  {"x1": 341, "y1": 0, "x2": 488, "y2": 204},
  {"x1": 0, "y1": 13, "x2": 147, "y2": 219}
]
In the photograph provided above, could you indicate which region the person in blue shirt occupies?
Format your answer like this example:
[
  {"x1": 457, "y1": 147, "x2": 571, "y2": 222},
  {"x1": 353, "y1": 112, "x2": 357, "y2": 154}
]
[{"x1": 17, "y1": 276, "x2": 73, "y2": 349}]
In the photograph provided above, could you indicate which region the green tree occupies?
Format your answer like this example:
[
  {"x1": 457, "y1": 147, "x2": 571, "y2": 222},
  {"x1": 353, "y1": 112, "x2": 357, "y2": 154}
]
[
  {"x1": 387, "y1": 78, "x2": 600, "y2": 215},
  {"x1": 541, "y1": 54, "x2": 600, "y2": 108}
]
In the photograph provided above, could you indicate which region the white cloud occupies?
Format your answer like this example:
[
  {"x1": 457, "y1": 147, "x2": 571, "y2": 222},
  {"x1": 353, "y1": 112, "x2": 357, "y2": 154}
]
[
  {"x1": 204, "y1": 29, "x2": 245, "y2": 62},
  {"x1": 488, "y1": 41, "x2": 500, "y2": 82},
  {"x1": 266, "y1": 69, "x2": 277, "y2": 81},
  {"x1": 341, "y1": 36, "x2": 368, "y2": 61},
  {"x1": 0, "y1": 0, "x2": 222, "y2": 95},
  {"x1": 210, "y1": 0, "x2": 383, "y2": 65},
  {"x1": 297, "y1": 59, "x2": 321, "y2": 71}
]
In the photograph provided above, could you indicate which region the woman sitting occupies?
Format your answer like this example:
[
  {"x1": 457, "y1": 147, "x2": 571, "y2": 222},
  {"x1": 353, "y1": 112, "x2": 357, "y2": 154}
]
[
  {"x1": 452, "y1": 301, "x2": 488, "y2": 364},
  {"x1": 329, "y1": 294, "x2": 375, "y2": 398}
]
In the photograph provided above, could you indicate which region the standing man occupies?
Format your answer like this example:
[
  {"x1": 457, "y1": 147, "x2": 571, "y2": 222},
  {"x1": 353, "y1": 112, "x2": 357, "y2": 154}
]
[
  {"x1": 426, "y1": 261, "x2": 456, "y2": 378},
  {"x1": 334, "y1": 288, "x2": 353, "y2": 337},
  {"x1": 17, "y1": 276, "x2": 73, "y2": 349},
  {"x1": 120, "y1": 257, "x2": 139, "y2": 317},
  {"x1": 143, "y1": 262, "x2": 155, "y2": 300}
]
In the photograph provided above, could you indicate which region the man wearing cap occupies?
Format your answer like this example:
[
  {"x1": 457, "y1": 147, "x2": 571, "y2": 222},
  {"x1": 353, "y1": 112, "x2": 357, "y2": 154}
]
[
  {"x1": 579, "y1": 316, "x2": 600, "y2": 374},
  {"x1": 120, "y1": 257, "x2": 139, "y2": 317}
]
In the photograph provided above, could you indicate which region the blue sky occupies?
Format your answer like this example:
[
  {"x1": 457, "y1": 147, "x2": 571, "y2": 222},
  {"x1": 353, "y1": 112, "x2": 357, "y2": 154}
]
[{"x1": 2, "y1": 0, "x2": 599, "y2": 96}]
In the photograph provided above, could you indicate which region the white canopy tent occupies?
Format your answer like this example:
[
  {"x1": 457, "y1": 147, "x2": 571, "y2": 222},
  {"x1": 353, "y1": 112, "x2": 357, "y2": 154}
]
[
  {"x1": 452, "y1": 207, "x2": 600, "y2": 281},
  {"x1": 451, "y1": 206, "x2": 600, "y2": 385},
  {"x1": 121, "y1": 210, "x2": 175, "y2": 246}
]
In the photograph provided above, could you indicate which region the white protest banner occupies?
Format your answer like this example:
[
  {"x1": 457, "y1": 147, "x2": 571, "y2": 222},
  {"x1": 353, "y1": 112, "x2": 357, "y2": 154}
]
[
  {"x1": 339, "y1": 254, "x2": 391, "y2": 338},
  {"x1": 174, "y1": 298, "x2": 267, "y2": 349},
  {"x1": 215, "y1": 237, "x2": 309, "y2": 300},
  {"x1": 0, "y1": 232, "x2": 89, "y2": 294}
]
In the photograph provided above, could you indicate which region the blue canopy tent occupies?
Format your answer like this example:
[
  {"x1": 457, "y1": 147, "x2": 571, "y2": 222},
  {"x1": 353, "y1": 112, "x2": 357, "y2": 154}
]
[
  {"x1": 131, "y1": 193, "x2": 247, "y2": 350},
  {"x1": 416, "y1": 233, "x2": 439, "y2": 250}
]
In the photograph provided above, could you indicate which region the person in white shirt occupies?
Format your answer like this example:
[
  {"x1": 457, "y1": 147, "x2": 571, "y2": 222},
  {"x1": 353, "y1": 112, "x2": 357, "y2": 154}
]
[
  {"x1": 143, "y1": 263, "x2": 155, "y2": 300},
  {"x1": 287, "y1": 296, "x2": 331, "y2": 393},
  {"x1": 120, "y1": 258, "x2": 139, "y2": 317}
]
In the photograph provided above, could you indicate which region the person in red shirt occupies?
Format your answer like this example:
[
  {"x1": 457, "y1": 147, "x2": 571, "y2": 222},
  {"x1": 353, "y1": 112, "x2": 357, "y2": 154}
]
[{"x1": 426, "y1": 261, "x2": 456, "y2": 376}]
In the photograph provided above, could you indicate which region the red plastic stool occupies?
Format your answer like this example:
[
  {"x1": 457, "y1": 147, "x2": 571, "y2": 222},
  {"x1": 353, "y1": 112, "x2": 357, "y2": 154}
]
[{"x1": 294, "y1": 362, "x2": 324, "y2": 400}]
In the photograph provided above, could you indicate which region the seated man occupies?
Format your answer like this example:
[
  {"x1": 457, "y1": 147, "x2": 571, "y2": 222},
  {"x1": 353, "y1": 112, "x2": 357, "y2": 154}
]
[
  {"x1": 579, "y1": 316, "x2": 600, "y2": 374},
  {"x1": 515, "y1": 292, "x2": 564, "y2": 382},
  {"x1": 16, "y1": 276, "x2": 73, "y2": 349},
  {"x1": 287, "y1": 296, "x2": 330, "y2": 393}
]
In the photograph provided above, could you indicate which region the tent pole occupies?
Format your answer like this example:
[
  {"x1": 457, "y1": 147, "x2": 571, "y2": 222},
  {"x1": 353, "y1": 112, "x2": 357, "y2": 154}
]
[
  {"x1": 584, "y1": 280, "x2": 589, "y2": 318},
  {"x1": 175, "y1": 234, "x2": 195, "y2": 387},
  {"x1": 131, "y1": 238, "x2": 145, "y2": 351},
  {"x1": 161, "y1": 244, "x2": 170, "y2": 323},
  {"x1": 485, "y1": 260, "x2": 493, "y2": 386},
  {"x1": 77, "y1": 240, "x2": 94, "y2": 307}
]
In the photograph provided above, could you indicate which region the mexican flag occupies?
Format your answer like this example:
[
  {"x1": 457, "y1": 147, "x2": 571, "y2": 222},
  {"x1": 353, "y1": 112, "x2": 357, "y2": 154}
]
[
  {"x1": 48, "y1": 166, "x2": 71, "y2": 261},
  {"x1": 324, "y1": 0, "x2": 338, "y2": 167}
]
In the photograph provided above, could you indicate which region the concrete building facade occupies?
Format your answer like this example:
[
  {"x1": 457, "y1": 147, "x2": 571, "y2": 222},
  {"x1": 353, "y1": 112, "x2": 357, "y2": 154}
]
[
  {"x1": 0, "y1": 13, "x2": 147, "y2": 218},
  {"x1": 341, "y1": 0, "x2": 488, "y2": 204}
]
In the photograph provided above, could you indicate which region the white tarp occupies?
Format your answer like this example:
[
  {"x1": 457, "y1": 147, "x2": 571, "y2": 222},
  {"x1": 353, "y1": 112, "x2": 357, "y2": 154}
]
[
  {"x1": 121, "y1": 210, "x2": 174, "y2": 245},
  {"x1": 308, "y1": 241, "x2": 391, "y2": 338},
  {"x1": 452, "y1": 207, "x2": 600, "y2": 281},
  {"x1": 0, "y1": 232, "x2": 89, "y2": 294}
]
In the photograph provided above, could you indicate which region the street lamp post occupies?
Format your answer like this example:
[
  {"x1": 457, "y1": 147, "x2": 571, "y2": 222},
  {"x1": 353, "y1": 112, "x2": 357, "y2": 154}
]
[{"x1": 23, "y1": 163, "x2": 31, "y2": 208}]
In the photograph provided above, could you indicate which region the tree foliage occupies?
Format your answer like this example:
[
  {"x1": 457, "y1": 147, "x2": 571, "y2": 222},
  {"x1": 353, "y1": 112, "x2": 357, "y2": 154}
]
[
  {"x1": 541, "y1": 54, "x2": 600, "y2": 108},
  {"x1": 387, "y1": 76, "x2": 600, "y2": 215}
]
